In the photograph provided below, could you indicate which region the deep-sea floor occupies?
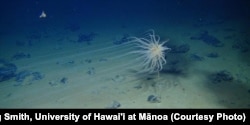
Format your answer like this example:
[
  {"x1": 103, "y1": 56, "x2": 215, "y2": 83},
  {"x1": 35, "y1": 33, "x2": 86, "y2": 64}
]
[{"x1": 0, "y1": 17, "x2": 250, "y2": 108}]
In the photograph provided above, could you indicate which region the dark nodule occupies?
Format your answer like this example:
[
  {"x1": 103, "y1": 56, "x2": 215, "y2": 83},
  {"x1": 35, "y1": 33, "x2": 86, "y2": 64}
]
[
  {"x1": 147, "y1": 95, "x2": 161, "y2": 103},
  {"x1": 209, "y1": 70, "x2": 234, "y2": 84},
  {"x1": 0, "y1": 60, "x2": 17, "y2": 82}
]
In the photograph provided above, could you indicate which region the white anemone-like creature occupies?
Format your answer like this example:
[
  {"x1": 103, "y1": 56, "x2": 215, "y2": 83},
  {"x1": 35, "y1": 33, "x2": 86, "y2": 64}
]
[{"x1": 129, "y1": 30, "x2": 171, "y2": 74}]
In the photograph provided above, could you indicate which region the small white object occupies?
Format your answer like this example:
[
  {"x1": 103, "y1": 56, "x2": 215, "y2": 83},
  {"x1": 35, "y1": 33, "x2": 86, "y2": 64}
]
[{"x1": 39, "y1": 11, "x2": 46, "y2": 18}]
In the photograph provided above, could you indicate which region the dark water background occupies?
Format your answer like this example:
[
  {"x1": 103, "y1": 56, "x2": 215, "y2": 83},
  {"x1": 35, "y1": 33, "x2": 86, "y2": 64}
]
[{"x1": 0, "y1": 0, "x2": 249, "y2": 32}]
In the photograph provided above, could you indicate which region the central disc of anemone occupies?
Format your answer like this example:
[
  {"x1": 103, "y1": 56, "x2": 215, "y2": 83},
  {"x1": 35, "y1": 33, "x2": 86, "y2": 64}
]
[{"x1": 150, "y1": 44, "x2": 163, "y2": 58}]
